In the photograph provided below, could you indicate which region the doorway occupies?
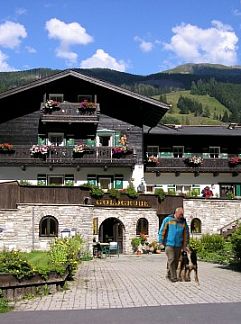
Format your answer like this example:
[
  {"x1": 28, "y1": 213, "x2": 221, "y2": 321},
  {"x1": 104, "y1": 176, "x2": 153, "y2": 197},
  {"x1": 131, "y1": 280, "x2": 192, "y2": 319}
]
[{"x1": 99, "y1": 217, "x2": 124, "y2": 253}]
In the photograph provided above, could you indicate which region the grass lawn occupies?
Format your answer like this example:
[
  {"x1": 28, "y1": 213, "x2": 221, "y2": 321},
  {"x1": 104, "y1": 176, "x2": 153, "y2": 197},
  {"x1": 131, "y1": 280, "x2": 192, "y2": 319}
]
[
  {"x1": 154, "y1": 90, "x2": 230, "y2": 125},
  {"x1": 21, "y1": 251, "x2": 50, "y2": 268}
]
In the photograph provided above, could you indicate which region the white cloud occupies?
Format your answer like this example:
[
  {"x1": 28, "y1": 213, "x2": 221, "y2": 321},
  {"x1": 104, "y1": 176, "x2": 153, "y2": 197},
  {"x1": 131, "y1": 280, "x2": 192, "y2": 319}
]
[
  {"x1": 164, "y1": 21, "x2": 238, "y2": 65},
  {"x1": 0, "y1": 50, "x2": 15, "y2": 71},
  {"x1": 45, "y1": 18, "x2": 93, "y2": 64},
  {"x1": 80, "y1": 49, "x2": 127, "y2": 71},
  {"x1": 25, "y1": 46, "x2": 36, "y2": 54},
  {"x1": 0, "y1": 21, "x2": 27, "y2": 49},
  {"x1": 15, "y1": 8, "x2": 27, "y2": 16},
  {"x1": 134, "y1": 36, "x2": 153, "y2": 53}
]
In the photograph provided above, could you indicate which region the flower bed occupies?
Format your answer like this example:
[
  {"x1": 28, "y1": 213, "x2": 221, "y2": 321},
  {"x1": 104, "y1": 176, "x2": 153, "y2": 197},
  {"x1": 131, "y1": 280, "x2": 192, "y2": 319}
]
[{"x1": 0, "y1": 272, "x2": 68, "y2": 300}]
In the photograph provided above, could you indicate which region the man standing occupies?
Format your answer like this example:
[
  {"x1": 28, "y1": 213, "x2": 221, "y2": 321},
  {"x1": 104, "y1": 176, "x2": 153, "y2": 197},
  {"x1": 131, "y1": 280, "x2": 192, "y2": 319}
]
[{"x1": 158, "y1": 207, "x2": 189, "y2": 282}]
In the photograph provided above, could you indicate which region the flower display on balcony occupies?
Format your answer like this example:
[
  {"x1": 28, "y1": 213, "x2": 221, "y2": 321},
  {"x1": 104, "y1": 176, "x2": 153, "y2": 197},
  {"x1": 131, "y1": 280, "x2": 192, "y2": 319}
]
[
  {"x1": 147, "y1": 155, "x2": 160, "y2": 165},
  {"x1": 79, "y1": 100, "x2": 97, "y2": 109},
  {"x1": 45, "y1": 99, "x2": 59, "y2": 109},
  {"x1": 30, "y1": 144, "x2": 49, "y2": 157},
  {"x1": 184, "y1": 155, "x2": 203, "y2": 167},
  {"x1": 112, "y1": 146, "x2": 132, "y2": 158},
  {"x1": 0, "y1": 143, "x2": 14, "y2": 153},
  {"x1": 73, "y1": 144, "x2": 89, "y2": 154},
  {"x1": 229, "y1": 156, "x2": 241, "y2": 166}
]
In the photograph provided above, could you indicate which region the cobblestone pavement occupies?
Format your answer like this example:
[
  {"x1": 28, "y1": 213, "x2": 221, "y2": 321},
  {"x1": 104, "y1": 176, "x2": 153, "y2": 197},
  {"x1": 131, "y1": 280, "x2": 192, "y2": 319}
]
[{"x1": 13, "y1": 254, "x2": 241, "y2": 311}]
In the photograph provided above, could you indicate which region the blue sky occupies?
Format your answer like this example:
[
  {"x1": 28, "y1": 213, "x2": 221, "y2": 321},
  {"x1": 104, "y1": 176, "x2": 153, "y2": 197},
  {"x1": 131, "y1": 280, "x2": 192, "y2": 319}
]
[{"x1": 1, "y1": 0, "x2": 241, "y2": 75}]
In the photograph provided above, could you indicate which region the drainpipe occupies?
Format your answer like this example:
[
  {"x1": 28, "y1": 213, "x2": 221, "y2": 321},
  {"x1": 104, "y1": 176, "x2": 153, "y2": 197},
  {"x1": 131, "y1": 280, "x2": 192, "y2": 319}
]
[{"x1": 32, "y1": 206, "x2": 35, "y2": 250}]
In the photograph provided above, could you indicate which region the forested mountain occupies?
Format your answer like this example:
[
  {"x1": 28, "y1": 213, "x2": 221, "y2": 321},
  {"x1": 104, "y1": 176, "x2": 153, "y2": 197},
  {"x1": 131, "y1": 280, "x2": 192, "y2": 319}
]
[{"x1": 1, "y1": 63, "x2": 241, "y2": 124}]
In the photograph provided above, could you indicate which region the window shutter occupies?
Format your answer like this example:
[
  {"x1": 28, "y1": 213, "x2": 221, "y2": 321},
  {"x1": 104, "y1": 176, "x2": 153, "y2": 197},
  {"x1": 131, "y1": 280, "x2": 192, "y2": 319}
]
[{"x1": 66, "y1": 138, "x2": 74, "y2": 147}]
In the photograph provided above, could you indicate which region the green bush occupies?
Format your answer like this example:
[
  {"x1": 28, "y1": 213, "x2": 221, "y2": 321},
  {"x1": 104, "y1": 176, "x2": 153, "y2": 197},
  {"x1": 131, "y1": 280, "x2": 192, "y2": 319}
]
[
  {"x1": 154, "y1": 188, "x2": 166, "y2": 201},
  {"x1": 126, "y1": 183, "x2": 139, "y2": 199},
  {"x1": 90, "y1": 185, "x2": 104, "y2": 198},
  {"x1": 131, "y1": 237, "x2": 141, "y2": 252},
  {"x1": 200, "y1": 233, "x2": 224, "y2": 252},
  {"x1": 230, "y1": 224, "x2": 241, "y2": 264},
  {"x1": 49, "y1": 234, "x2": 84, "y2": 278},
  {"x1": 107, "y1": 188, "x2": 121, "y2": 199},
  {"x1": 0, "y1": 250, "x2": 34, "y2": 280}
]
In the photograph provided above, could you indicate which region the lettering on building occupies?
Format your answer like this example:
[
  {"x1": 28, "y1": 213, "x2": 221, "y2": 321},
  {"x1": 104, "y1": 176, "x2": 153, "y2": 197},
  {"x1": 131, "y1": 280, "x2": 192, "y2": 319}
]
[{"x1": 95, "y1": 199, "x2": 150, "y2": 208}]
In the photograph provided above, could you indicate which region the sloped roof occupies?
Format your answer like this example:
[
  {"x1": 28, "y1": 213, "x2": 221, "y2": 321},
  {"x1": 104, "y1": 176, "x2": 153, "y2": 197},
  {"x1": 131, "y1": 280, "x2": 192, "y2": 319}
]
[
  {"x1": 144, "y1": 124, "x2": 241, "y2": 136},
  {"x1": 0, "y1": 69, "x2": 169, "y2": 127}
]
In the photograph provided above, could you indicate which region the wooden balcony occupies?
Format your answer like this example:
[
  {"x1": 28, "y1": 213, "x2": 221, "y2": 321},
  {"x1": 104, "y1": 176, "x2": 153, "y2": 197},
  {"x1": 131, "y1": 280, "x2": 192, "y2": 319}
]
[
  {"x1": 0, "y1": 145, "x2": 137, "y2": 168},
  {"x1": 145, "y1": 157, "x2": 241, "y2": 174},
  {"x1": 40, "y1": 102, "x2": 100, "y2": 124}
]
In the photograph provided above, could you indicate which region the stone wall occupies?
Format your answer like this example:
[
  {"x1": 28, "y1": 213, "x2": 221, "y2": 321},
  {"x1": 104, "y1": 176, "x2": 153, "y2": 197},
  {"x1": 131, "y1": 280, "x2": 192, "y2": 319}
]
[
  {"x1": 1, "y1": 199, "x2": 241, "y2": 253},
  {"x1": 184, "y1": 198, "x2": 241, "y2": 235},
  {"x1": 0, "y1": 204, "x2": 93, "y2": 252},
  {"x1": 93, "y1": 207, "x2": 159, "y2": 254}
]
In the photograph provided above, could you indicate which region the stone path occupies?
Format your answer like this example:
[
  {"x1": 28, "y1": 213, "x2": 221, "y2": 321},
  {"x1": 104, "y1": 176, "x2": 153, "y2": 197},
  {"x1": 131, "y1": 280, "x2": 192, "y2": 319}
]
[{"x1": 13, "y1": 253, "x2": 241, "y2": 311}]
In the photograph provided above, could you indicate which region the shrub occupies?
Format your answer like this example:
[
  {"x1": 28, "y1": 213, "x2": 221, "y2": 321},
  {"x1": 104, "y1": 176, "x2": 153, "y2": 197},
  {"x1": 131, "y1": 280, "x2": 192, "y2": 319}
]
[
  {"x1": 49, "y1": 234, "x2": 84, "y2": 278},
  {"x1": 154, "y1": 188, "x2": 166, "y2": 201},
  {"x1": 131, "y1": 237, "x2": 141, "y2": 252},
  {"x1": 0, "y1": 250, "x2": 34, "y2": 280},
  {"x1": 126, "y1": 183, "x2": 139, "y2": 199},
  {"x1": 200, "y1": 233, "x2": 224, "y2": 252},
  {"x1": 107, "y1": 188, "x2": 121, "y2": 199},
  {"x1": 230, "y1": 224, "x2": 241, "y2": 264}
]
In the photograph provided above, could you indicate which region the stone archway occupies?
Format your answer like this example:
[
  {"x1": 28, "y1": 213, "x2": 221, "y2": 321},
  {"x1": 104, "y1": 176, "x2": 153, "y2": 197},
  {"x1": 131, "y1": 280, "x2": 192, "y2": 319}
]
[{"x1": 99, "y1": 217, "x2": 125, "y2": 253}]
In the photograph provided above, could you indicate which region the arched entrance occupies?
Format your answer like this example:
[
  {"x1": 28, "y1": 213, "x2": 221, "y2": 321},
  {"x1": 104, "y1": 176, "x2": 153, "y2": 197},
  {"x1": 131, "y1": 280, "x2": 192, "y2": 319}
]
[{"x1": 99, "y1": 217, "x2": 124, "y2": 253}]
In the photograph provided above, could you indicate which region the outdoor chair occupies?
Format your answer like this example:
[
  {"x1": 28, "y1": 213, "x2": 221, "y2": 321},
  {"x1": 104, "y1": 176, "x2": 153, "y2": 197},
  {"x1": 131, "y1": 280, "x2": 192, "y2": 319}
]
[{"x1": 108, "y1": 241, "x2": 119, "y2": 257}]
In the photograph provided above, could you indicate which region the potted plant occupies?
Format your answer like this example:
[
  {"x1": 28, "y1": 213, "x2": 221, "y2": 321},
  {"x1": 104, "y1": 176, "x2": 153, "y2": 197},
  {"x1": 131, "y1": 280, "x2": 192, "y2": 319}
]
[{"x1": 131, "y1": 237, "x2": 142, "y2": 253}]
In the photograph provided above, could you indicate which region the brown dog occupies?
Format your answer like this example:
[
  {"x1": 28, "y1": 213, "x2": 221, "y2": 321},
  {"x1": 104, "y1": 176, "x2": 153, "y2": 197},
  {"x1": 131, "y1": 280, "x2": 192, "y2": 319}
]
[{"x1": 178, "y1": 248, "x2": 199, "y2": 284}]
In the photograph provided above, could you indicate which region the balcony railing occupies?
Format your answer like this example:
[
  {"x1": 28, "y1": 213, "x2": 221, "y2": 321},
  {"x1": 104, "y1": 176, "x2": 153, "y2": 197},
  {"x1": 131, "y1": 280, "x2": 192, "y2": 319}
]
[
  {"x1": 0, "y1": 145, "x2": 137, "y2": 167},
  {"x1": 40, "y1": 102, "x2": 100, "y2": 123},
  {"x1": 145, "y1": 152, "x2": 241, "y2": 173}
]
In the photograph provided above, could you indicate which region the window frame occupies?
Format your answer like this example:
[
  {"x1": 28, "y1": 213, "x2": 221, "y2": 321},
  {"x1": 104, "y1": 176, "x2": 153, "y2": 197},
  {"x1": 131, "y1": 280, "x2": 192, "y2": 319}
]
[{"x1": 39, "y1": 215, "x2": 58, "y2": 237}]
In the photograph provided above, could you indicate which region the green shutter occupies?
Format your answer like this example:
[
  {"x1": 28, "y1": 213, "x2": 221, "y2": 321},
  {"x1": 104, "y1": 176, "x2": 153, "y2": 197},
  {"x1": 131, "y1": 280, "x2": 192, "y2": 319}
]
[
  {"x1": 235, "y1": 184, "x2": 241, "y2": 197},
  {"x1": 86, "y1": 139, "x2": 96, "y2": 147},
  {"x1": 66, "y1": 138, "x2": 75, "y2": 147},
  {"x1": 38, "y1": 136, "x2": 46, "y2": 145},
  {"x1": 114, "y1": 132, "x2": 121, "y2": 146},
  {"x1": 114, "y1": 178, "x2": 123, "y2": 189}
]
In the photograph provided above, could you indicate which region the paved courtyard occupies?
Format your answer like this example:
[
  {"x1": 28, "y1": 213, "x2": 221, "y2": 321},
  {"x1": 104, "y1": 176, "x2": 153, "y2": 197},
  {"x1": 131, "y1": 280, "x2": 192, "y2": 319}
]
[{"x1": 13, "y1": 253, "x2": 241, "y2": 311}]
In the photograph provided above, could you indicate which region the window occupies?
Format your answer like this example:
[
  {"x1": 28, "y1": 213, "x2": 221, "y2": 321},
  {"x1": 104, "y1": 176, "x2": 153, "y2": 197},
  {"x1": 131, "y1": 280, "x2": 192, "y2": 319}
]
[
  {"x1": 48, "y1": 175, "x2": 64, "y2": 186},
  {"x1": 146, "y1": 185, "x2": 154, "y2": 193},
  {"x1": 146, "y1": 146, "x2": 159, "y2": 157},
  {"x1": 167, "y1": 184, "x2": 176, "y2": 195},
  {"x1": 37, "y1": 174, "x2": 46, "y2": 186},
  {"x1": 173, "y1": 146, "x2": 184, "y2": 158},
  {"x1": 78, "y1": 95, "x2": 93, "y2": 103},
  {"x1": 87, "y1": 175, "x2": 97, "y2": 186},
  {"x1": 136, "y1": 218, "x2": 149, "y2": 235},
  {"x1": 49, "y1": 94, "x2": 64, "y2": 102},
  {"x1": 209, "y1": 146, "x2": 220, "y2": 158},
  {"x1": 65, "y1": 174, "x2": 74, "y2": 186},
  {"x1": 191, "y1": 184, "x2": 201, "y2": 196},
  {"x1": 191, "y1": 218, "x2": 201, "y2": 234},
  {"x1": 48, "y1": 133, "x2": 64, "y2": 146},
  {"x1": 39, "y1": 215, "x2": 58, "y2": 237},
  {"x1": 99, "y1": 177, "x2": 112, "y2": 190}
]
